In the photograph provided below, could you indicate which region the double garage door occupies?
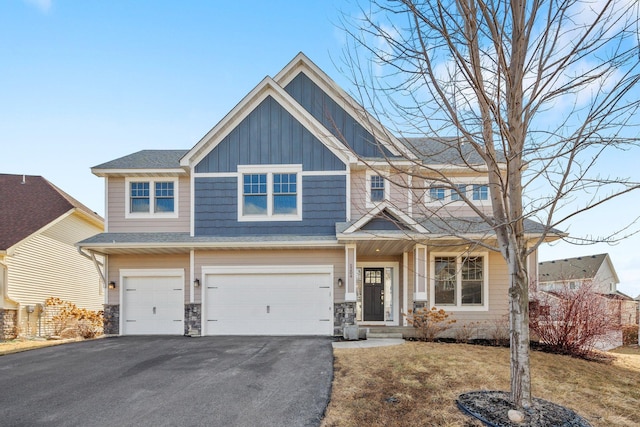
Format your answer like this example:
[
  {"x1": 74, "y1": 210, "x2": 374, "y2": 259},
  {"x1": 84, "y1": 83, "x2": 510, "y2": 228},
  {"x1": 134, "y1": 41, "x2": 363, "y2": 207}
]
[
  {"x1": 203, "y1": 266, "x2": 333, "y2": 336},
  {"x1": 120, "y1": 266, "x2": 333, "y2": 336}
]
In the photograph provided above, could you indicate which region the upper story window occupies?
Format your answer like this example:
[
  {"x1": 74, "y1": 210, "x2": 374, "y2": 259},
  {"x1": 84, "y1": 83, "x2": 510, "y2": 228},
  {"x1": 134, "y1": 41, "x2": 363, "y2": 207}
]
[
  {"x1": 431, "y1": 253, "x2": 488, "y2": 310},
  {"x1": 472, "y1": 184, "x2": 489, "y2": 200},
  {"x1": 366, "y1": 171, "x2": 389, "y2": 207},
  {"x1": 450, "y1": 184, "x2": 467, "y2": 201},
  {"x1": 238, "y1": 165, "x2": 302, "y2": 222},
  {"x1": 429, "y1": 186, "x2": 446, "y2": 201},
  {"x1": 126, "y1": 178, "x2": 178, "y2": 218}
]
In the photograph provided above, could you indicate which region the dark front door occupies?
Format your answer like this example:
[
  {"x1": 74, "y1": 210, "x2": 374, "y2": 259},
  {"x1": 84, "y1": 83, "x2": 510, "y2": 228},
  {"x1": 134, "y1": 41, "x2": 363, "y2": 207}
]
[{"x1": 363, "y1": 268, "x2": 384, "y2": 321}]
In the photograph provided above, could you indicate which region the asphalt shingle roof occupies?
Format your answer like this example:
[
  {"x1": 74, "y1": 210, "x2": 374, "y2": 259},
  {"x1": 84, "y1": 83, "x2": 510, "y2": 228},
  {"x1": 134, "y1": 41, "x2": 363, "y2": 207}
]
[
  {"x1": 0, "y1": 174, "x2": 102, "y2": 250},
  {"x1": 92, "y1": 150, "x2": 189, "y2": 170},
  {"x1": 538, "y1": 253, "x2": 608, "y2": 282},
  {"x1": 403, "y1": 137, "x2": 506, "y2": 165}
]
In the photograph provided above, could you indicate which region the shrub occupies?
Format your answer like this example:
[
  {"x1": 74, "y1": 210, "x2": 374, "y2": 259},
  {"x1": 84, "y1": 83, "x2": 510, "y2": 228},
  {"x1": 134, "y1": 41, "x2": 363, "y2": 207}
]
[
  {"x1": 622, "y1": 324, "x2": 638, "y2": 345},
  {"x1": 45, "y1": 297, "x2": 103, "y2": 339},
  {"x1": 454, "y1": 321, "x2": 479, "y2": 343},
  {"x1": 529, "y1": 281, "x2": 618, "y2": 359},
  {"x1": 486, "y1": 315, "x2": 509, "y2": 346},
  {"x1": 406, "y1": 307, "x2": 456, "y2": 342}
]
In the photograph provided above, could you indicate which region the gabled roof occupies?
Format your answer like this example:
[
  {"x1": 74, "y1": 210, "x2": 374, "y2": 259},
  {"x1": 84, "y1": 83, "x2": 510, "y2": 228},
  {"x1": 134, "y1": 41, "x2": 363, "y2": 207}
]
[
  {"x1": 0, "y1": 174, "x2": 103, "y2": 251},
  {"x1": 339, "y1": 203, "x2": 428, "y2": 235},
  {"x1": 538, "y1": 253, "x2": 619, "y2": 283},
  {"x1": 180, "y1": 75, "x2": 357, "y2": 169},
  {"x1": 92, "y1": 150, "x2": 189, "y2": 176}
]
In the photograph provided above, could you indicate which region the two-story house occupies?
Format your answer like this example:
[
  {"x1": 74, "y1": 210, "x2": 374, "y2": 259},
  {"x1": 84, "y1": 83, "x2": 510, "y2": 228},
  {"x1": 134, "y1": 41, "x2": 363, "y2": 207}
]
[{"x1": 78, "y1": 53, "x2": 554, "y2": 337}]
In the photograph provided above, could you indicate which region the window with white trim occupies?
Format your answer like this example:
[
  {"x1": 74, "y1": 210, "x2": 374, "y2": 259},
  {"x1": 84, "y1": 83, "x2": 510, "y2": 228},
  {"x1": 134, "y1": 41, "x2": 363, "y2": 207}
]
[
  {"x1": 365, "y1": 170, "x2": 389, "y2": 207},
  {"x1": 238, "y1": 165, "x2": 301, "y2": 221},
  {"x1": 450, "y1": 184, "x2": 467, "y2": 201},
  {"x1": 429, "y1": 186, "x2": 446, "y2": 201},
  {"x1": 472, "y1": 184, "x2": 489, "y2": 200},
  {"x1": 126, "y1": 178, "x2": 178, "y2": 218},
  {"x1": 431, "y1": 253, "x2": 488, "y2": 310}
]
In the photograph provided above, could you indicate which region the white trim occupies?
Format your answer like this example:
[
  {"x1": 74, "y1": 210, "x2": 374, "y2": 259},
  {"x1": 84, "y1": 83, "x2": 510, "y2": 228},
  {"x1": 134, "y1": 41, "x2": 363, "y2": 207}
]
[
  {"x1": 92, "y1": 168, "x2": 186, "y2": 177},
  {"x1": 119, "y1": 268, "x2": 185, "y2": 335},
  {"x1": 356, "y1": 261, "x2": 400, "y2": 326},
  {"x1": 403, "y1": 251, "x2": 409, "y2": 326},
  {"x1": 124, "y1": 177, "x2": 179, "y2": 219},
  {"x1": 344, "y1": 244, "x2": 357, "y2": 302},
  {"x1": 414, "y1": 244, "x2": 428, "y2": 301},
  {"x1": 180, "y1": 76, "x2": 356, "y2": 169},
  {"x1": 344, "y1": 201, "x2": 428, "y2": 234},
  {"x1": 365, "y1": 169, "x2": 390, "y2": 208},
  {"x1": 104, "y1": 178, "x2": 109, "y2": 233},
  {"x1": 190, "y1": 173, "x2": 195, "y2": 237},
  {"x1": 201, "y1": 264, "x2": 334, "y2": 336},
  {"x1": 346, "y1": 168, "x2": 351, "y2": 222},
  {"x1": 407, "y1": 175, "x2": 413, "y2": 218},
  {"x1": 237, "y1": 164, "x2": 302, "y2": 222},
  {"x1": 189, "y1": 250, "x2": 195, "y2": 304},
  {"x1": 424, "y1": 177, "x2": 490, "y2": 206},
  {"x1": 429, "y1": 252, "x2": 490, "y2": 312}
]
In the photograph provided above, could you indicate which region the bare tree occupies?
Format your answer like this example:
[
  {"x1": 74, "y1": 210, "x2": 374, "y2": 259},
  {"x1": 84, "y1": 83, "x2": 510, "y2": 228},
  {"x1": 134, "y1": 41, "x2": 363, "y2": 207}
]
[{"x1": 340, "y1": 0, "x2": 640, "y2": 409}]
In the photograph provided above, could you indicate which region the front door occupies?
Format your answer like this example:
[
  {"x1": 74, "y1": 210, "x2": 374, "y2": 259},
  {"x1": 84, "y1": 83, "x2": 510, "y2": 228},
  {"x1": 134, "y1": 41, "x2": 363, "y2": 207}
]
[{"x1": 363, "y1": 268, "x2": 384, "y2": 321}]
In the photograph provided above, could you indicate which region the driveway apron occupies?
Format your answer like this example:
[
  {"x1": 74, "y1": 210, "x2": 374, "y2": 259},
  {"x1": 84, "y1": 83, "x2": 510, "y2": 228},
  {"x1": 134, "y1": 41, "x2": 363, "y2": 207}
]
[{"x1": 0, "y1": 336, "x2": 333, "y2": 427}]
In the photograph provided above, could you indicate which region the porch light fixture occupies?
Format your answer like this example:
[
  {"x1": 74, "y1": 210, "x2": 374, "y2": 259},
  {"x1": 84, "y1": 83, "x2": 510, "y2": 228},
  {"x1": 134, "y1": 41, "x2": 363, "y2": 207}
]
[
  {"x1": 337, "y1": 278, "x2": 343, "y2": 288},
  {"x1": 108, "y1": 281, "x2": 116, "y2": 290},
  {"x1": 193, "y1": 278, "x2": 200, "y2": 287}
]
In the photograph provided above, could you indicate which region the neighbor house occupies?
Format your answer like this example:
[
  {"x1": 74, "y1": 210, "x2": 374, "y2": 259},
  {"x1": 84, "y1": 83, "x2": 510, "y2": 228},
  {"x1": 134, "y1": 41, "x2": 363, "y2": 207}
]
[
  {"x1": 537, "y1": 253, "x2": 638, "y2": 326},
  {"x1": 0, "y1": 174, "x2": 104, "y2": 339},
  {"x1": 78, "y1": 53, "x2": 559, "y2": 337}
]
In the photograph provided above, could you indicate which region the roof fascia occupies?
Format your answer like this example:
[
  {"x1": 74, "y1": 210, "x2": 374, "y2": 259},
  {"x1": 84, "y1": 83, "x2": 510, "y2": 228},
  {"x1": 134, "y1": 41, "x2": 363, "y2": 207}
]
[
  {"x1": 92, "y1": 168, "x2": 188, "y2": 177},
  {"x1": 345, "y1": 202, "x2": 428, "y2": 234},
  {"x1": 274, "y1": 53, "x2": 416, "y2": 161},
  {"x1": 180, "y1": 76, "x2": 356, "y2": 169}
]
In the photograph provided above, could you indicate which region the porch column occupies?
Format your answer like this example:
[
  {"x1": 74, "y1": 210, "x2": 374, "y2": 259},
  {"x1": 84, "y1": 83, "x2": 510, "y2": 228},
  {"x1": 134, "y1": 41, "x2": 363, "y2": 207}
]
[
  {"x1": 345, "y1": 244, "x2": 357, "y2": 302},
  {"x1": 414, "y1": 244, "x2": 428, "y2": 302}
]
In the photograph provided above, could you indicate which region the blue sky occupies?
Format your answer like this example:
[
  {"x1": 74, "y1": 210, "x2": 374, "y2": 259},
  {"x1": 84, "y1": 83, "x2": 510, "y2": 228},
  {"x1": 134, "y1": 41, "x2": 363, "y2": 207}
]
[{"x1": 2, "y1": 1, "x2": 639, "y2": 297}]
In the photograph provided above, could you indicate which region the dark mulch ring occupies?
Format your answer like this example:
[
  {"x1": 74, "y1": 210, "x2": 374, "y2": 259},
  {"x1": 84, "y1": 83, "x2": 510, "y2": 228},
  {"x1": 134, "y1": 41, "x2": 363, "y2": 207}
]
[{"x1": 457, "y1": 391, "x2": 592, "y2": 427}]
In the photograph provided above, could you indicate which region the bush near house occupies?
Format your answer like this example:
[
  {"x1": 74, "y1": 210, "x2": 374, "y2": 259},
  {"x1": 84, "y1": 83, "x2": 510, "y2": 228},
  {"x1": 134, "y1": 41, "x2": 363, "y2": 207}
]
[
  {"x1": 405, "y1": 307, "x2": 456, "y2": 341},
  {"x1": 622, "y1": 325, "x2": 638, "y2": 345},
  {"x1": 44, "y1": 297, "x2": 103, "y2": 339}
]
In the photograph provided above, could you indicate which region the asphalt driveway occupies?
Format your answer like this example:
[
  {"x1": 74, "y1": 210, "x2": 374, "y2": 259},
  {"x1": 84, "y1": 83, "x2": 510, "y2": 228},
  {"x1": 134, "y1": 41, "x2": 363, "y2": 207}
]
[{"x1": 0, "y1": 336, "x2": 333, "y2": 427}]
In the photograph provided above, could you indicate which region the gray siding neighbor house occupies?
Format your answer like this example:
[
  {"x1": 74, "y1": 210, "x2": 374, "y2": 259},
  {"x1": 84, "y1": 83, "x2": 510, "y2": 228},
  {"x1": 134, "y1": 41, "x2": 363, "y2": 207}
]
[{"x1": 78, "y1": 53, "x2": 559, "y2": 337}]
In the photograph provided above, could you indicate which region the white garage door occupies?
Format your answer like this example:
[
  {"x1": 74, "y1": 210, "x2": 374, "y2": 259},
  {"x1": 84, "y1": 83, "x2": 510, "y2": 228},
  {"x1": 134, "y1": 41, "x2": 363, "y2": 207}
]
[
  {"x1": 203, "y1": 267, "x2": 333, "y2": 335},
  {"x1": 122, "y1": 272, "x2": 184, "y2": 335}
]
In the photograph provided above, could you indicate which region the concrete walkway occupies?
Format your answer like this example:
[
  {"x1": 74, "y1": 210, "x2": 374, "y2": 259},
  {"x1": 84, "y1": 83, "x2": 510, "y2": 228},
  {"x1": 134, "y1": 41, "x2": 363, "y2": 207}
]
[{"x1": 332, "y1": 338, "x2": 405, "y2": 349}]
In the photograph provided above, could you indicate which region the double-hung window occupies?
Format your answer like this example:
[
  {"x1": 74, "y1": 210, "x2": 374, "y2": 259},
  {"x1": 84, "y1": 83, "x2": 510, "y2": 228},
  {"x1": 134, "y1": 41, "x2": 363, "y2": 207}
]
[
  {"x1": 429, "y1": 186, "x2": 446, "y2": 201},
  {"x1": 239, "y1": 166, "x2": 301, "y2": 221},
  {"x1": 370, "y1": 175, "x2": 385, "y2": 202},
  {"x1": 431, "y1": 254, "x2": 488, "y2": 310},
  {"x1": 127, "y1": 179, "x2": 178, "y2": 218},
  {"x1": 472, "y1": 184, "x2": 488, "y2": 200},
  {"x1": 450, "y1": 184, "x2": 467, "y2": 201}
]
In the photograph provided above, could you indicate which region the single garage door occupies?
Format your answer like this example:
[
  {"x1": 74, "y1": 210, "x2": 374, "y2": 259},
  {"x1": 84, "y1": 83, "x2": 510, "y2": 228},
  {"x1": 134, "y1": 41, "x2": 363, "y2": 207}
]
[
  {"x1": 122, "y1": 270, "x2": 184, "y2": 335},
  {"x1": 203, "y1": 266, "x2": 333, "y2": 335}
]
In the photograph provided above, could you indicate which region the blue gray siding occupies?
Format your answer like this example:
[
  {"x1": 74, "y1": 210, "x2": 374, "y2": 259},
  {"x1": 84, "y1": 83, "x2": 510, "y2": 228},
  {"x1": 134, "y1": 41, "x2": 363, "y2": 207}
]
[
  {"x1": 195, "y1": 175, "x2": 346, "y2": 236},
  {"x1": 284, "y1": 73, "x2": 394, "y2": 159},
  {"x1": 195, "y1": 96, "x2": 346, "y2": 173}
]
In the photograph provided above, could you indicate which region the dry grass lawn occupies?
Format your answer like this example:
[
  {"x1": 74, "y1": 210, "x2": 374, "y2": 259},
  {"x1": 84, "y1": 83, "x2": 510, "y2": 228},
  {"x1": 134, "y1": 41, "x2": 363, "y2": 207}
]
[
  {"x1": 322, "y1": 342, "x2": 640, "y2": 427},
  {"x1": 0, "y1": 337, "x2": 82, "y2": 355}
]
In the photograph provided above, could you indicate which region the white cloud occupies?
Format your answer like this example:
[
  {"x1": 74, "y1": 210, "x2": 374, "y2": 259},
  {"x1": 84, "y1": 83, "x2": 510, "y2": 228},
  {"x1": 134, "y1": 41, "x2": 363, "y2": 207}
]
[{"x1": 23, "y1": 0, "x2": 52, "y2": 13}]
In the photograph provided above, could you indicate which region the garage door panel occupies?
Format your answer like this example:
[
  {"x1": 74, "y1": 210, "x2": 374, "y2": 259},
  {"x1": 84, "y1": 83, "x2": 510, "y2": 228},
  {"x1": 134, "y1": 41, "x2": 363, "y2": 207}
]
[
  {"x1": 123, "y1": 276, "x2": 184, "y2": 335},
  {"x1": 205, "y1": 271, "x2": 332, "y2": 335}
]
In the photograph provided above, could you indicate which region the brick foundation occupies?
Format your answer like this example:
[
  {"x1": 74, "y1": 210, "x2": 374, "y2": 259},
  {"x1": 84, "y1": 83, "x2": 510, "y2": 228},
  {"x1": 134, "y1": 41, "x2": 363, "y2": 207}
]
[{"x1": 0, "y1": 308, "x2": 18, "y2": 340}]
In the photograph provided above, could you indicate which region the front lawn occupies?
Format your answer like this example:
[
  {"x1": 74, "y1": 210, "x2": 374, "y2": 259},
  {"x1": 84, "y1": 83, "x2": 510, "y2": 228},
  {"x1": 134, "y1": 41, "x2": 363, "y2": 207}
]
[{"x1": 322, "y1": 342, "x2": 640, "y2": 427}]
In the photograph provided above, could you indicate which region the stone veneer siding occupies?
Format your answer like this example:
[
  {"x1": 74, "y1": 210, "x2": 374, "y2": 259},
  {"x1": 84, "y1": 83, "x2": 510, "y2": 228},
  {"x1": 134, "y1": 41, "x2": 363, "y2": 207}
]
[
  {"x1": 184, "y1": 304, "x2": 201, "y2": 336},
  {"x1": 0, "y1": 309, "x2": 17, "y2": 340},
  {"x1": 333, "y1": 302, "x2": 357, "y2": 336},
  {"x1": 103, "y1": 304, "x2": 119, "y2": 335}
]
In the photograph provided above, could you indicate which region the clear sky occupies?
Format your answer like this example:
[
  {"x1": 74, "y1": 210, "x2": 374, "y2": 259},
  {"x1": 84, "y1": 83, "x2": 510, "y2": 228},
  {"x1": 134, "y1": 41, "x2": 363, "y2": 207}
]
[{"x1": 2, "y1": 1, "x2": 639, "y2": 297}]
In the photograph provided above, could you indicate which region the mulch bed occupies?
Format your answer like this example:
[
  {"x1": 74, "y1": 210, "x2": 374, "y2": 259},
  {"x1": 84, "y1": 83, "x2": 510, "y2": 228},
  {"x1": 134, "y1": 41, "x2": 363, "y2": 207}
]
[{"x1": 457, "y1": 391, "x2": 592, "y2": 427}]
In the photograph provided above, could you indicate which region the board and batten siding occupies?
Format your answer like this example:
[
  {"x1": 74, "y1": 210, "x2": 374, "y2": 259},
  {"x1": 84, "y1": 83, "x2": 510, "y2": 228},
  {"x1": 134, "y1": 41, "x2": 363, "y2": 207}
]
[
  {"x1": 193, "y1": 248, "x2": 345, "y2": 305},
  {"x1": 194, "y1": 95, "x2": 346, "y2": 174},
  {"x1": 6, "y1": 212, "x2": 103, "y2": 311},
  {"x1": 106, "y1": 175, "x2": 190, "y2": 233},
  {"x1": 284, "y1": 72, "x2": 394, "y2": 159},
  {"x1": 106, "y1": 254, "x2": 190, "y2": 305},
  {"x1": 194, "y1": 175, "x2": 346, "y2": 236}
]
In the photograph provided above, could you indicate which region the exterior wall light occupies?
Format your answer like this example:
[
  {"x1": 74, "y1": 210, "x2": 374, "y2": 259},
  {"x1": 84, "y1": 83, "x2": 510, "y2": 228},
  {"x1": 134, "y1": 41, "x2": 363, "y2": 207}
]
[
  {"x1": 338, "y1": 278, "x2": 343, "y2": 287},
  {"x1": 108, "y1": 281, "x2": 116, "y2": 290},
  {"x1": 193, "y1": 278, "x2": 200, "y2": 287}
]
